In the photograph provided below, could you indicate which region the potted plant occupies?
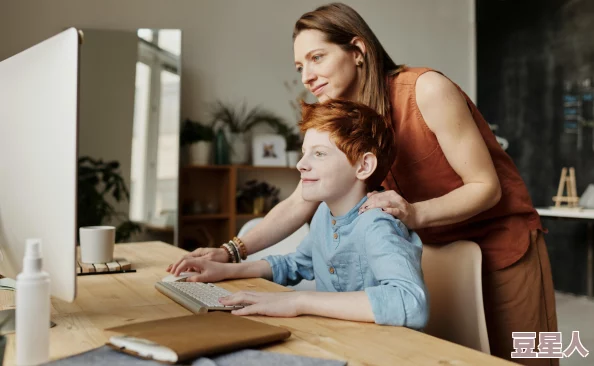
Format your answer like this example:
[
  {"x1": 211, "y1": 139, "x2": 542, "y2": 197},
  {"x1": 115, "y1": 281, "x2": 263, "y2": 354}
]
[
  {"x1": 77, "y1": 156, "x2": 142, "y2": 243},
  {"x1": 210, "y1": 101, "x2": 285, "y2": 165},
  {"x1": 180, "y1": 118, "x2": 215, "y2": 165},
  {"x1": 285, "y1": 131, "x2": 303, "y2": 167},
  {"x1": 281, "y1": 80, "x2": 309, "y2": 166},
  {"x1": 236, "y1": 180, "x2": 280, "y2": 214}
]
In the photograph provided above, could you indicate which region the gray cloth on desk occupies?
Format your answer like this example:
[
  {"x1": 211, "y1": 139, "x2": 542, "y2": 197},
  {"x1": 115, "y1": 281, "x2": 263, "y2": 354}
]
[
  {"x1": 192, "y1": 349, "x2": 346, "y2": 366},
  {"x1": 42, "y1": 346, "x2": 347, "y2": 366}
]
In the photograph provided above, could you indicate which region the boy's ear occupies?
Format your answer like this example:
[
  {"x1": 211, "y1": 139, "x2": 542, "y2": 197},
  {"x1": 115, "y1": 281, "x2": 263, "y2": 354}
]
[{"x1": 356, "y1": 152, "x2": 377, "y2": 181}]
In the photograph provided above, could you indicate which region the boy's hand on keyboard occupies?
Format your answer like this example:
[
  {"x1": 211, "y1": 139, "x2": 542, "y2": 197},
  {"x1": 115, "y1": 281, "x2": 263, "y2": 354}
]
[
  {"x1": 219, "y1": 291, "x2": 304, "y2": 318},
  {"x1": 169, "y1": 257, "x2": 230, "y2": 283},
  {"x1": 166, "y1": 248, "x2": 229, "y2": 273}
]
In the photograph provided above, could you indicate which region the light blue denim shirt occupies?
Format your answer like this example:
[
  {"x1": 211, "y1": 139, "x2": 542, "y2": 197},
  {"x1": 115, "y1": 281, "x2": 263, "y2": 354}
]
[{"x1": 263, "y1": 196, "x2": 429, "y2": 329}]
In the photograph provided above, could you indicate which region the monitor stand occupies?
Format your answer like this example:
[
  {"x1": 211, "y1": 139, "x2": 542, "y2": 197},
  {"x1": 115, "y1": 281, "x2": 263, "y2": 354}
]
[
  {"x1": 0, "y1": 277, "x2": 56, "y2": 334},
  {"x1": 0, "y1": 309, "x2": 56, "y2": 335}
]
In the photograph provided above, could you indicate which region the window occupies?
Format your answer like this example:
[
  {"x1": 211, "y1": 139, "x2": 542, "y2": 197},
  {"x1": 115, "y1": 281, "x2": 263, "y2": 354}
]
[
  {"x1": 129, "y1": 29, "x2": 181, "y2": 224},
  {"x1": 155, "y1": 69, "x2": 180, "y2": 218},
  {"x1": 130, "y1": 62, "x2": 151, "y2": 221}
]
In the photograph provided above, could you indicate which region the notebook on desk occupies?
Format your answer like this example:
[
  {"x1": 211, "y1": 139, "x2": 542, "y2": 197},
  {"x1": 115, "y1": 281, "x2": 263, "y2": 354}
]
[{"x1": 105, "y1": 312, "x2": 291, "y2": 364}]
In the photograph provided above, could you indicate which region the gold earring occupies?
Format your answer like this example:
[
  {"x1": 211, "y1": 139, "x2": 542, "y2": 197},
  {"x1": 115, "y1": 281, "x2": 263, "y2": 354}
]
[{"x1": 357, "y1": 60, "x2": 363, "y2": 66}]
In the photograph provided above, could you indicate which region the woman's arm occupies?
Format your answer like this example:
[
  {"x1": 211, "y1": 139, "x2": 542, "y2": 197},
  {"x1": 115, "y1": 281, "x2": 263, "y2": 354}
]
[
  {"x1": 412, "y1": 71, "x2": 501, "y2": 228},
  {"x1": 241, "y1": 180, "x2": 320, "y2": 255},
  {"x1": 167, "y1": 181, "x2": 320, "y2": 269},
  {"x1": 172, "y1": 228, "x2": 315, "y2": 283},
  {"x1": 169, "y1": 257, "x2": 273, "y2": 283},
  {"x1": 361, "y1": 72, "x2": 501, "y2": 229}
]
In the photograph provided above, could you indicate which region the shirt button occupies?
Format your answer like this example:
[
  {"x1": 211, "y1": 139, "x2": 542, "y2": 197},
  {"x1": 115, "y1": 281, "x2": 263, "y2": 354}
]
[
  {"x1": 329, "y1": 266, "x2": 335, "y2": 274},
  {"x1": 333, "y1": 233, "x2": 338, "y2": 239},
  {"x1": 332, "y1": 219, "x2": 336, "y2": 225}
]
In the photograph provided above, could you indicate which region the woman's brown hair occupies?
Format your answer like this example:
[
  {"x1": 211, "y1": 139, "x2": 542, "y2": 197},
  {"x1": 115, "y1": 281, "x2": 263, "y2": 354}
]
[{"x1": 293, "y1": 2, "x2": 405, "y2": 119}]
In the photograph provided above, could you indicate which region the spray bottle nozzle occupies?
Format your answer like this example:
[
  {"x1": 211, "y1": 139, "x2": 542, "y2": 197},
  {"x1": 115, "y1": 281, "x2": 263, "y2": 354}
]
[
  {"x1": 23, "y1": 239, "x2": 43, "y2": 273},
  {"x1": 25, "y1": 239, "x2": 41, "y2": 258}
]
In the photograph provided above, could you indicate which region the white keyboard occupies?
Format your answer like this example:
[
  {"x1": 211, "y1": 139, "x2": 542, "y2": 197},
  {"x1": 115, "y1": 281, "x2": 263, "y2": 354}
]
[{"x1": 155, "y1": 282, "x2": 245, "y2": 313}]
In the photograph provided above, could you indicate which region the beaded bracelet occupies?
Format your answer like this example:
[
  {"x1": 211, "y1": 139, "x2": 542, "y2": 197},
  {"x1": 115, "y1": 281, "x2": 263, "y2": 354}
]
[
  {"x1": 227, "y1": 240, "x2": 242, "y2": 263},
  {"x1": 220, "y1": 243, "x2": 236, "y2": 263},
  {"x1": 221, "y1": 243, "x2": 234, "y2": 263},
  {"x1": 232, "y1": 237, "x2": 248, "y2": 260}
]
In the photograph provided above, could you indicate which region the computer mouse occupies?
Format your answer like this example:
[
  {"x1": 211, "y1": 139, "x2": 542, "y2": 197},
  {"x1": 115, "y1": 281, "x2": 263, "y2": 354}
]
[{"x1": 161, "y1": 272, "x2": 197, "y2": 283}]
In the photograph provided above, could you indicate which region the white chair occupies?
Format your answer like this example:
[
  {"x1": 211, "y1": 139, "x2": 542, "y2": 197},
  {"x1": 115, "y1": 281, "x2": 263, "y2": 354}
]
[
  {"x1": 421, "y1": 241, "x2": 491, "y2": 354},
  {"x1": 239, "y1": 218, "x2": 316, "y2": 291}
]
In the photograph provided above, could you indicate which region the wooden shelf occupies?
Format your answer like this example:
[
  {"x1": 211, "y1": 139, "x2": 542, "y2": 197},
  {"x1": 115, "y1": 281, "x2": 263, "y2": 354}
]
[
  {"x1": 236, "y1": 165, "x2": 297, "y2": 172},
  {"x1": 143, "y1": 224, "x2": 174, "y2": 233},
  {"x1": 236, "y1": 213, "x2": 266, "y2": 220},
  {"x1": 178, "y1": 164, "x2": 300, "y2": 250},
  {"x1": 183, "y1": 165, "x2": 231, "y2": 171},
  {"x1": 183, "y1": 164, "x2": 297, "y2": 172},
  {"x1": 182, "y1": 214, "x2": 230, "y2": 221}
]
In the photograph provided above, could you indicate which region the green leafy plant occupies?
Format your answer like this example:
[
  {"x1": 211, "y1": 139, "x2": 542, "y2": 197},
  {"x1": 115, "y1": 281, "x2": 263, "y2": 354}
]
[
  {"x1": 77, "y1": 156, "x2": 142, "y2": 242},
  {"x1": 279, "y1": 126, "x2": 302, "y2": 151},
  {"x1": 281, "y1": 79, "x2": 308, "y2": 151},
  {"x1": 284, "y1": 79, "x2": 310, "y2": 123},
  {"x1": 209, "y1": 100, "x2": 302, "y2": 151},
  {"x1": 209, "y1": 101, "x2": 286, "y2": 133},
  {"x1": 285, "y1": 132, "x2": 302, "y2": 151},
  {"x1": 180, "y1": 118, "x2": 215, "y2": 146}
]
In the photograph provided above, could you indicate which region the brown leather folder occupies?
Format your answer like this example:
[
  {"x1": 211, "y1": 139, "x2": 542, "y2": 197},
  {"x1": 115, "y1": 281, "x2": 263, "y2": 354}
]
[{"x1": 105, "y1": 312, "x2": 291, "y2": 364}]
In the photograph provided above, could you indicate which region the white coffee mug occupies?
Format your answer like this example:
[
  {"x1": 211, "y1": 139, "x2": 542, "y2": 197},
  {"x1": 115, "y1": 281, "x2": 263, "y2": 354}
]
[{"x1": 79, "y1": 226, "x2": 115, "y2": 264}]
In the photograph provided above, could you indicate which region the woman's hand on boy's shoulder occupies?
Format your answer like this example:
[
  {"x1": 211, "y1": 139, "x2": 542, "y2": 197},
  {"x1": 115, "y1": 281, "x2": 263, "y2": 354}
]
[{"x1": 359, "y1": 190, "x2": 422, "y2": 229}]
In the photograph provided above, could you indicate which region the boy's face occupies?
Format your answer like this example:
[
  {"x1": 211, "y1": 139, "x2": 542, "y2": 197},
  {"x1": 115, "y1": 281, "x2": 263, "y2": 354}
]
[{"x1": 297, "y1": 129, "x2": 359, "y2": 203}]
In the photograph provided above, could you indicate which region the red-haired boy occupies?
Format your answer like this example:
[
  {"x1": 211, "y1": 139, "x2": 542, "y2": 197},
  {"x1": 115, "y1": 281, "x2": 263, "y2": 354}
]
[{"x1": 172, "y1": 100, "x2": 429, "y2": 329}]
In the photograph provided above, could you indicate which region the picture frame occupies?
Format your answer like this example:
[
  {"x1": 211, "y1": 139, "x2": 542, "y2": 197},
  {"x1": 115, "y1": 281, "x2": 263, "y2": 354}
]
[{"x1": 252, "y1": 134, "x2": 286, "y2": 167}]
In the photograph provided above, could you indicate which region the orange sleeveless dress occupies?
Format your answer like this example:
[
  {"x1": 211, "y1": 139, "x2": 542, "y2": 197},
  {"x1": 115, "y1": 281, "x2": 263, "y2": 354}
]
[{"x1": 382, "y1": 67, "x2": 543, "y2": 272}]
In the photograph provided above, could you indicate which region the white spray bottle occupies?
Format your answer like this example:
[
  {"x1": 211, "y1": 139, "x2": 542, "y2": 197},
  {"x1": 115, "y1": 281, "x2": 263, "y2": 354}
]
[{"x1": 15, "y1": 238, "x2": 50, "y2": 365}]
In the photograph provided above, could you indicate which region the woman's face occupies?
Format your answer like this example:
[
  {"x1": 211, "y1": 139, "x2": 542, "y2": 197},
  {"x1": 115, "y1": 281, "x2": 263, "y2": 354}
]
[{"x1": 294, "y1": 30, "x2": 361, "y2": 103}]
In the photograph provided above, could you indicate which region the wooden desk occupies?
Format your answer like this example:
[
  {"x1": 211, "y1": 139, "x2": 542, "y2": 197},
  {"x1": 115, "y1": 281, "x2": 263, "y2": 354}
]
[
  {"x1": 537, "y1": 207, "x2": 594, "y2": 297},
  {"x1": 1, "y1": 242, "x2": 515, "y2": 365}
]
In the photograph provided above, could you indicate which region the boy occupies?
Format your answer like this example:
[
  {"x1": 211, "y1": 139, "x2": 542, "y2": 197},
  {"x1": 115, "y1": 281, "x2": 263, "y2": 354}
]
[{"x1": 171, "y1": 100, "x2": 428, "y2": 329}]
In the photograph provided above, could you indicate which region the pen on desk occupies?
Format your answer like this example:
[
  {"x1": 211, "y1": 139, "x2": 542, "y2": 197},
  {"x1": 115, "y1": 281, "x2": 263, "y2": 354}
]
[{"x1": 77, "y1": 269, "x2": 137, "y2": 276}]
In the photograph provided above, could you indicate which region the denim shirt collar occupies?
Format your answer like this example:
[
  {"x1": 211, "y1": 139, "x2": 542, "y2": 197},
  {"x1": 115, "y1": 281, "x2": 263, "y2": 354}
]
[{"x1": 330, "y1": 195, "x2": 368, "y2": 227}]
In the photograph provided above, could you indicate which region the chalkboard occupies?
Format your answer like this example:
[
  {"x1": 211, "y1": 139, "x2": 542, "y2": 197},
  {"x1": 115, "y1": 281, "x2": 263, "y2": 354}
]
[{"x1": 477, "y1": 0, "x2": 594, "y2": 295}]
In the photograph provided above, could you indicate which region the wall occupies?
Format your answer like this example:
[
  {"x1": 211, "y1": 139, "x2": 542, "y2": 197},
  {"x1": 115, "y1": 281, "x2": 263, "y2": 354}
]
[
  {"x1": 477, "y1": 0, "x2": 594, "y2": 295},
  {"x1": 0, "y1": 0, "x2": 476, "y2": 124},
  {"x1": 78, "y1": 29, "x2": 137, "y2": 221},
  {"x1": 0, "y1": 0, "x2": 475, "y2": 243}
]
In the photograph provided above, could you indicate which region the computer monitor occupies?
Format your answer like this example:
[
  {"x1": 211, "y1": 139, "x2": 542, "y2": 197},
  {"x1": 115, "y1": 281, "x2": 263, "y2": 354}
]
[{"x1": 0, "y1": 27, "x2": 80, "y2": 303}]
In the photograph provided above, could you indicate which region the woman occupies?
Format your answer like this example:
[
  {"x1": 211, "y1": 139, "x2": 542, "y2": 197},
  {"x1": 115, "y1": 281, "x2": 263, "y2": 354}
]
[{"x1": 169, "y1": 3, "x2": 557, "y2": 365}]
